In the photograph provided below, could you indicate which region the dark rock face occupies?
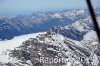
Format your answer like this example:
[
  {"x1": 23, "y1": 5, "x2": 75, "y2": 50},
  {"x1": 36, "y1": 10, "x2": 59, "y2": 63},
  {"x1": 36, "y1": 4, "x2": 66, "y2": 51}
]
[
  {"x1": 0, "y1": 17, "x2": 72, "y2": 40},
  {"x1": 10, "y1": 32, "x2": 62, "y2": 66}
]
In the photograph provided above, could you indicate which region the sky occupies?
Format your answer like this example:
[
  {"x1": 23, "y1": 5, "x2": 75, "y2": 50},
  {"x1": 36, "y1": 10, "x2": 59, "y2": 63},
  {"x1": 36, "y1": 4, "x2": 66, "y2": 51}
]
[{"x1": 0, "y1": 0, "x2": 100, "y2": 15}]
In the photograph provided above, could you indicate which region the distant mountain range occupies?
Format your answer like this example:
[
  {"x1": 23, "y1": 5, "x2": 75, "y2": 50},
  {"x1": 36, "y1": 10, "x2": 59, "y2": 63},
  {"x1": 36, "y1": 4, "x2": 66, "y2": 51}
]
[
  {"x1": 1, "y1": 8, "x2": 99, "y2": 40},
  {"x1": 0, "y1": 8, "x2": 100, "y2": 40}
]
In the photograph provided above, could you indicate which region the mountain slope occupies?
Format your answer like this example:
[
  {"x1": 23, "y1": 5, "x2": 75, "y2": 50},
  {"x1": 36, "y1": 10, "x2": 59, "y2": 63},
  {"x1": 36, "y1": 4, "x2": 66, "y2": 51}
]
[
  {"x1": 52, "y1": 16, "x2": 96, "y2": 41},
  {"x1": 0, "y1": 32, "x2": 98, "y2": 66}
]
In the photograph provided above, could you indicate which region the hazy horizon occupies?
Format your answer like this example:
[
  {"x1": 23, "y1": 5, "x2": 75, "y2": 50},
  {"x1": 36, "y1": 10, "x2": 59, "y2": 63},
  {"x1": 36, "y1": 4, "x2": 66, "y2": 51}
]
[{"x1": 0, "y1": 0, "x2": 100, "y2": 16}]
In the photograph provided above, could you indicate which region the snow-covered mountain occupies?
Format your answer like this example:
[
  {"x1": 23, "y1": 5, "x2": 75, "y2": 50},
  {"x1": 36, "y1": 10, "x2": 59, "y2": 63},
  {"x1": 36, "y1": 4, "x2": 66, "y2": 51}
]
[
  {"x1": 0, "y1": 9, "x2": 90, "y2": 40},
  {"x1": 0, "y1": 32, "x2": 45, "y2": 64},
  {"x1": 0, "y1": 31, "x2": 99, "y2": 66},
  {"x1": 52, "y1": 16, "x2": 100, "y2": 41}
]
